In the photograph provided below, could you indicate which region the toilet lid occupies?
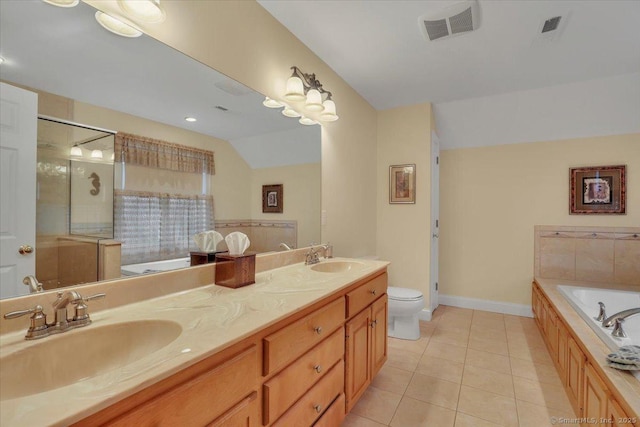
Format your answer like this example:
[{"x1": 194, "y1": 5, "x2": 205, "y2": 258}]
[{"x1": 388, "y1": 286, "x2": 423, "y2": 301}]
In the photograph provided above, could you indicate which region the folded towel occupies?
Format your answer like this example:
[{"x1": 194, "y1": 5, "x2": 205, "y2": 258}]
[
  {"x1": 194, "y1": 230, "x2": 224, "y2": 252},
  {"x1": 606, "y1": 345, "x2": 640, "y2": 371},
  {"x1": 225, "y1": 231, "x2": 250, "y2": 255}
]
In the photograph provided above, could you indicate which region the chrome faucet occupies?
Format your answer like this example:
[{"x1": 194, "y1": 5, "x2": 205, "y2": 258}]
[
  {"x1": 279, "y1": 242, "x2": 294, "y2": 251},
  {"x1": 22, "y1": 275, "x2": 43, "y2": 293},
  {"x1": 319, "y1": 243, "x2": 333, "y2": 259},
  {"x1": 3, "y1": 291, "x2": 106, "y2": 340},
  {"x1": 602, "y1": 308, "x2": 640, "y2": 327}
]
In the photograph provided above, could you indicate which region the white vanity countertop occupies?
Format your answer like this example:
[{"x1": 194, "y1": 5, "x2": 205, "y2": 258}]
[{"x1": 0, "y1": 257, "x2": 389, "y2": 427}]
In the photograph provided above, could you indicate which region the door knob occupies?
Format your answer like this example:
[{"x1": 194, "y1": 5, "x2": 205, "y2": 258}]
[{"x1": 18, "y1": 245, "x2": 33, "y2": 255}]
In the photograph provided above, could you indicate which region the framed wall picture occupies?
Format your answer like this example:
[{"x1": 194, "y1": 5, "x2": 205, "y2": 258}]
[
  {"x1": 262, "y1": 184, "x2": 283, "y2": 213},
  {"x1": 389, "y1": 164, "x2": 416, "y2": 204},
  {"x1": 569, "y1": 165, "x2": 626, "y2": 214}
]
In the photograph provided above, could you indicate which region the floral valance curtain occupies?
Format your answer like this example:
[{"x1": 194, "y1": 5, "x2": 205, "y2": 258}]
[
  {"x1": 115, "y1": 132, "x2": 215, "y2": 175},
  {"x1": 114, "y1": 190, "x2": 214, "y2": 264}
]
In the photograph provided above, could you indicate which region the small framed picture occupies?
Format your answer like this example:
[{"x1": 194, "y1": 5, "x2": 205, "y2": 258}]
[
  {"x1": 262, "y1": 184, "x2": 283, "y2": 213},
  {"x1": 389, "y1": 164, "x2": 416, "y2": 204},
  {"x1": 569, "y1": 165, "x2": 626, "y2": 214}
]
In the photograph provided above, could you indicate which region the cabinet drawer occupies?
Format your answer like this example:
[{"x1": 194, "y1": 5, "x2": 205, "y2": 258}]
[
  {"x1": 264, "y1": 328, "x2": 344, "y2": 424},
  {"x1": 346, "y1": 273, "x2": 387, "y2": 318},
  {"x1": 264, "y1": 298, "x2": 345, "y2": 375},
  {"x1": 109, "y1": 346, "x2": 258, "y2": 426},
  {"x1": 208, "y1": 391, "x2": 258, "y2": 427},
  {"x1": 313, "y1": 393, "x2": 345, "y2": 427},
  {"x1": 272, "y1": 360, "x2": 345, "y2": 427}
]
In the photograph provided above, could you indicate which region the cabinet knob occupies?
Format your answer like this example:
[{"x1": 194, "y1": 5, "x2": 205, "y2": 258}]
[
  {"x1": 313, "y1": 404, "x2": 322, "y2": 413},
  {"x1": 313, "y1": 364, "x2": 322, "y2": 373},
  {"x1": 370, "y1": 289, "x2": 376, "y2": 296},
  {"x1": 371, "y1": 319, "x2": 378, "y2": 328},
  {"x1": 314, "y1": 326, "x2": 323, "y2": 335}
]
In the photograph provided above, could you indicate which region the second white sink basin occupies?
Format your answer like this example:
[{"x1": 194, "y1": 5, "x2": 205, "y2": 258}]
[
  {"x1": 311, "y1": 261, "x2": 366, "y2": 273},
  {"x1": 0, "y1": 319, "x2": 182, "y2": 401}
]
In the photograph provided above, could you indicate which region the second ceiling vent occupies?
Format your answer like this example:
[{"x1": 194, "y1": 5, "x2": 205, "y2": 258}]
[{"x1": 419, "y1": 0, "x2": 480, "y2": 41}]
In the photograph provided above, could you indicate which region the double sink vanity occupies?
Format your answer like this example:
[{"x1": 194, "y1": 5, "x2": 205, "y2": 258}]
[{"x1": 0, "y1": 252, "x2": 389, "y2": 426}]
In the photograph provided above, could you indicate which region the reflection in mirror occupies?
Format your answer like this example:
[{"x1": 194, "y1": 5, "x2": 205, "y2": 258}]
[{"x1": 0, "y1": 1, "x2": 321, "y2": 299}]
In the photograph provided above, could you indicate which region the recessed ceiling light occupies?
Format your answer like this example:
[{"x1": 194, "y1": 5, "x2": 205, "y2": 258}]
[
  {"x1": 95, "y1": 11, "x2": 143, "y2": 38},
  {"x1": 42, "y1": 0, "x2": 80, "y2": 8},
  {"x1": 185, "y1": 117, "x2": 197, "y2": 122},
  {"x1": 118, "y1": 0, "x2": 166, "y2": 24}
]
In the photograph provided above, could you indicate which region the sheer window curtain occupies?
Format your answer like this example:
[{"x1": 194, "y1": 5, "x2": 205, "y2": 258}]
[{"x1": 114, "y1": 133, "x2": 215, "y2": 265}]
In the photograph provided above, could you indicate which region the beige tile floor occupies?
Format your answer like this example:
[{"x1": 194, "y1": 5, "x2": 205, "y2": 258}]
[{"x1": 341, "y1": 305, "x2": 579, "y2": 427}]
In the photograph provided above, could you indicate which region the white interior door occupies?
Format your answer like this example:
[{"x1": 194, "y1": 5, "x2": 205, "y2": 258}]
[
  {"x1": 0, "y1": 82, "x2": 38, "y2": 298},
  {"x1": 430, "y1": 131, "x2": 440, "y2": 312}
]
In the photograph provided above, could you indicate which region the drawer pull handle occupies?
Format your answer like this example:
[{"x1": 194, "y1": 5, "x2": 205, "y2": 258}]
[
  {"x1": 371, "y1": 319, "x2": 378, "y2": 328},
  {"x1": 370, "y1": 289, "x2": 377, "y2": 295},
  {"x1": 314, "y1": 364, "x2": 322, "y2": 373},
  {"x1": 314, "y1": 326, "x2": 323, "y2": 335},
  {"x1": 314, "y1": 404, "x2": 322, "y2": 413}
]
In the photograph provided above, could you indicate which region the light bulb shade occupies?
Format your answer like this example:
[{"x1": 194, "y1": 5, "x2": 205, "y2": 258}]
[
  {"x1": 284, "y1": 76, "x2": 305, "y2": 101},
  {"x1": 304, "y1": 89, "x2": 324, "y2": 112},
  {"x1": 91, "y1": 149, "x2": 103, "y2": 159},
  {"x1": 282, "y1": 106, "x2": 301, "y2": 118},
  {"x1": 42, "y1": 0, "x2": 79, "y2": 7},
  {"x1": 110, "y1": 152, "x2": 115, "y2": 161},
  {"x1": 320, "y1": 99, "x2": 339, "y2": 121},
  {"x1": 95, "y1": 11, "x2": 142, "y2": 38},
  {"x1": 70, "y1": 146, "x2": 82, "y2": 157},
  {"x1": 299, "y1": 116, "x2": 318, "y2": 126},
  {"x1": 263, "y1": 97, "x2": 283, "y2": 108},
  {"x1": 118, "y1": 0, "x2": 166, "y2": 23}
]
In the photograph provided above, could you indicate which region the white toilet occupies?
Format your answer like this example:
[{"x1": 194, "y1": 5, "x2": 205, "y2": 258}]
[{"x1": 387, "y1": 286, "x2": 425, "y2": 340}]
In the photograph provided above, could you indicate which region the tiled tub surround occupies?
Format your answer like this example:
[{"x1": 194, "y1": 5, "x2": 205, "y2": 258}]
[
  {"x1": 0, "y1": 254, "x2": 389, "y2": 426},
  {"x1": 534, "y1": 226, "x2": 640, "y2": 285},
  {"x1": 533, "y1": 278, "x2": 640, "y2": 424}
]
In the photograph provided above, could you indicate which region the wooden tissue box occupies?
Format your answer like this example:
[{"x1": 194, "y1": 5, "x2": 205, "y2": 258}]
[{"x1": 215, "y1": 253, "x2": 256, "y2": 288}]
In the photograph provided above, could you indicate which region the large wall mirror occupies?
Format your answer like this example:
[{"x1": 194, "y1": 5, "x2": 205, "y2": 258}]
[{"x1": 0, "y1": 1, "x2": 321, "y2": 299}]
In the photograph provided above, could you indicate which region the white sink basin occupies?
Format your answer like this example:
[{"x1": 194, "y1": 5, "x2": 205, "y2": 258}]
[
  {"x1": 310, "y1": 261, "x2": 366, "y2": 273},
  {"x1": 0, "y1": 319, "x2": 182, "y2": 401}
]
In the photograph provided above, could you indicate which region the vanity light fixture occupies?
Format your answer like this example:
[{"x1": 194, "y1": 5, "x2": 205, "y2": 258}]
[
  {"x1": 262, "y1": 97, "x2": 283, "y2": 108},
  {"x1": 281, "y1": 105, "x2": 302, "y2": 118},
  {"x1": 70, "y1": 146, "x2": 82, "y2": 157},
  {"x1": 185, "y1": 117, "x2": 197, "y2": 122},
  {"x1": 42, "y1": 0, "x2": 80, "y2": 7},
  {"x1": 91, "y1": 149, "x2": 104, "y2": 159},
  {"x1": 95, "y1": 11, "x2": 143, "y2": 38},
  {"x1": 280, "y1": 66, "x2": 338, "y2": 122},
  {"x1": 299, "y1": 116, "x2": 318, "y2": 126},
  {"x1": 118, "y1": 0, "x2": 166, "y2": 24}
]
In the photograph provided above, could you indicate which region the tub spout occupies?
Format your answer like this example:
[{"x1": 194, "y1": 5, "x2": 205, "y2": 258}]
[{"x1": 602, "y1": 307, "x2": 640, "y2": 328}]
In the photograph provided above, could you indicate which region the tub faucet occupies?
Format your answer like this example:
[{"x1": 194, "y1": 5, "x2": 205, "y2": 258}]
[
  {"x1": 602, "y1": 307, "x2": 640, "y2": 328},
  {"x1": 22, "y1": 275, "x2": 43, "y2": 293},
  {"x1": 279, "y1": 242, "x2": 294, "y2": 251}
]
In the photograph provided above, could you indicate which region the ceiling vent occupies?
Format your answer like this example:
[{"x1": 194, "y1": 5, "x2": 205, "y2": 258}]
[{"x1": 419, "y1": 0, "x2": 480, "y2": 41}]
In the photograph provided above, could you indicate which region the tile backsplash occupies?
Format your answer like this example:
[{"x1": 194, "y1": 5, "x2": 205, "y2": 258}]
[{"x1": 534, "y1": 226, "x2": 640, "y2": 285}]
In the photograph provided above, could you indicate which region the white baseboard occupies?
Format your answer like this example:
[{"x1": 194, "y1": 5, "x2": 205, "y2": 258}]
[{"x1": 438, "y1": 294, "x2": 533, "y2": 318}]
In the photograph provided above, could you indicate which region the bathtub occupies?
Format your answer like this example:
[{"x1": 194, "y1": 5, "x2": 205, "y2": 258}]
[
  {"x1": 558, "y1": 285, "x2": 640, "y2": 379},
  {"x1": 121, "y1": 257, "x2": 191, "y2": 276}
]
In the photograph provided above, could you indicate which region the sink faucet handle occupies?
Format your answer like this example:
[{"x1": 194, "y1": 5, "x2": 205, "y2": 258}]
[
  {"x1": 612, "y1": 318, "x2": 627, "y2": 338},
  {"x1": 595, "y1": 301, "x2": 607, "y2": 322},
  {"x1": 73, "y1": 293, "x2": 106, "y2": 322},
  {"x1": 3, "y1": 305, "x2": 48, "y2": 337}
]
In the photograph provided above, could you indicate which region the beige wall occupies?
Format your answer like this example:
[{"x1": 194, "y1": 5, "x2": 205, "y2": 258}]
[
  {"x1": 376, "y1": 103, "x2": 433, "y2": 300},
  {"x1": 251, "y1": 163, "x2": 321, "y2": 249},
  {"x1": 439, "y1": 133, "x2": 640, "y2": 306},
  {"x1": 86, "y1": 0, "x2": 379, "y2": 258}
]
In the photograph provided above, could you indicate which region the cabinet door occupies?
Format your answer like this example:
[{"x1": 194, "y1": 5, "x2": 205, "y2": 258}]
[
  {"x1": 370, "y1": 295, "x2": 387, "y2": 377},
  {"x1": 208, "y1": 392, "x2": 258, "y2": 427},
  {"x1": 557, "y1": 319, "x2": 568, "y2": 381},
  {"x1": 607, "y1": 396, "x2": 637, "y2": 427},
  {"x1": 584, "y1": 363, "x2": 609, "y2": 427},
  {"x1": 345, "y1": 308, "x2": 371, "y2": 412},
  {"x1": 547, "y1": 309, "x2": 559, "y2": 358},
  {"x1": 567, "y1": 337, "x2": 585, "y2": 417}
]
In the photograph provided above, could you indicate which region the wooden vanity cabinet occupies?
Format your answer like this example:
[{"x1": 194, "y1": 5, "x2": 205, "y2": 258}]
[{"x1": 345, "y1": 275, "x2": 388, "y2": 412}]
